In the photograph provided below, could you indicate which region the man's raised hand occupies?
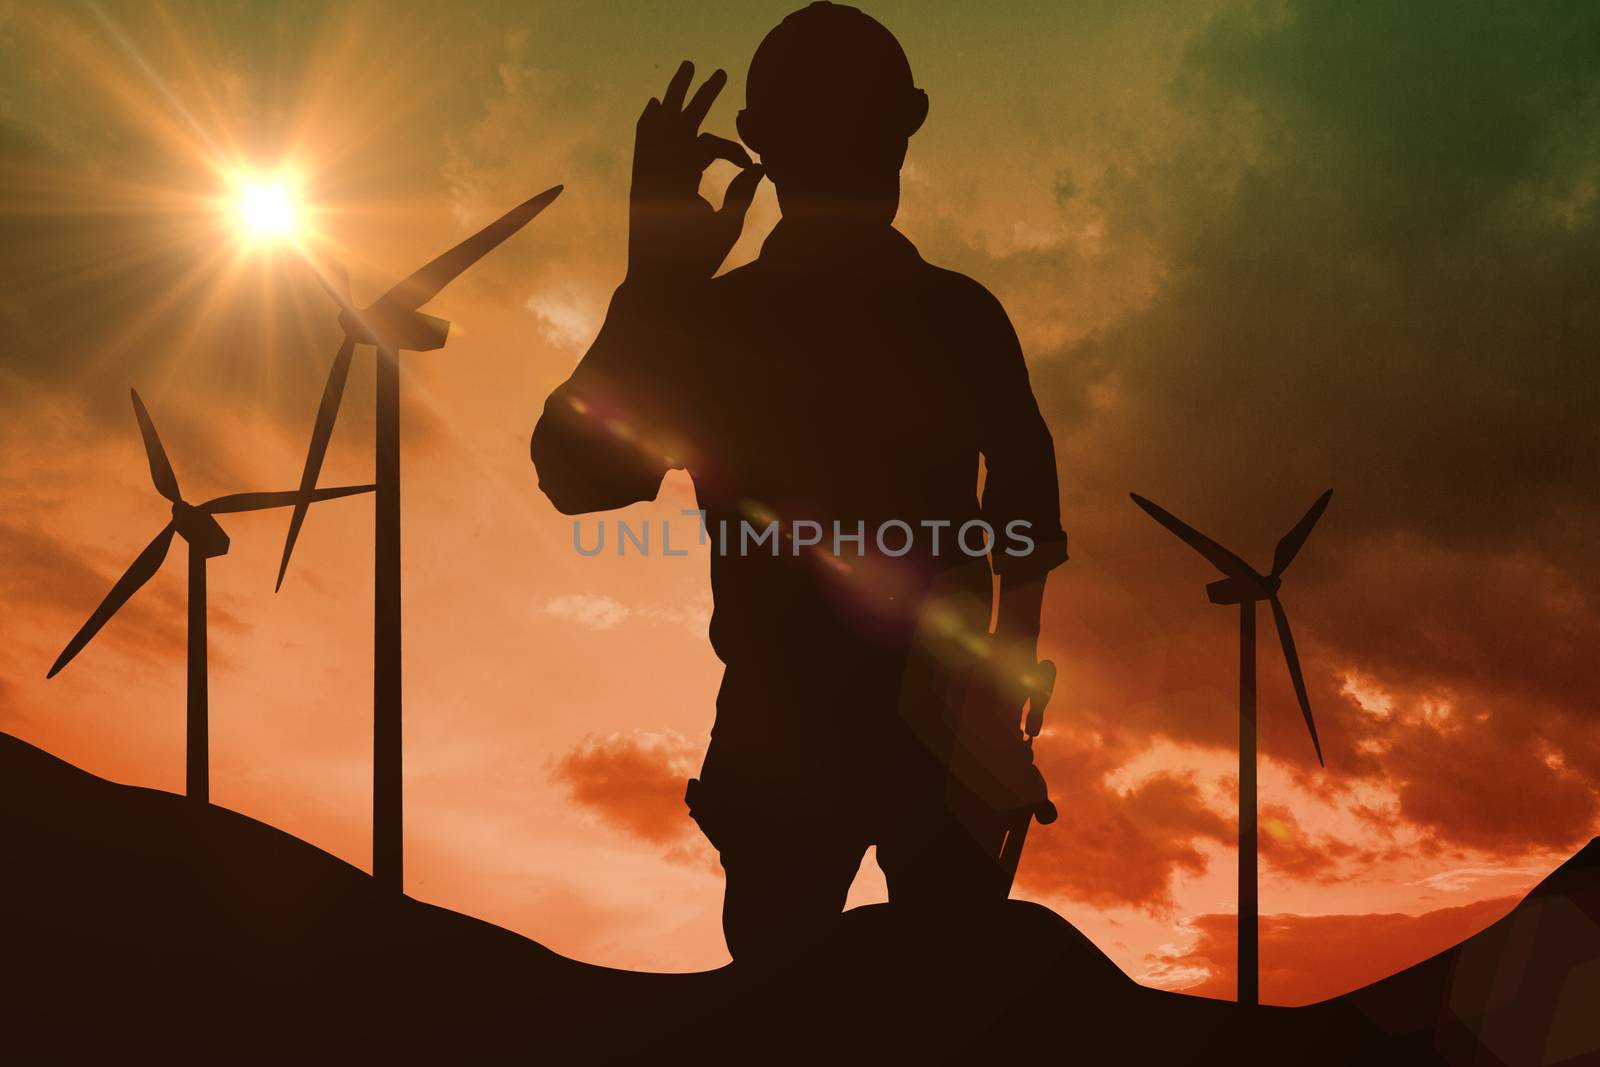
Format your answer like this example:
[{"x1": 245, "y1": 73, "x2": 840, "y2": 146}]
[{"x1": 628, "y1": 61, "x2": 765, "y2": 287}]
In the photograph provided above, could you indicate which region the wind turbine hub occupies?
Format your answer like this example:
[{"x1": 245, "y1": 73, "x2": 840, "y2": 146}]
[
  {"x1": 338, "y1": 306, "x2": 451, "y2": 353},
  {"x1": 172, "y1": 501, "x2": 230, "y2": 558},
  {"x1": 1205, "y1": 573, "x2": 1280, "y2": 604}
]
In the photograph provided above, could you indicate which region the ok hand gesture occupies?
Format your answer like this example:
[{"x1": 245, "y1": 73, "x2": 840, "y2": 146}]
[{"x1": 628, "y1": 61, "x2": 766, "y2": 288}]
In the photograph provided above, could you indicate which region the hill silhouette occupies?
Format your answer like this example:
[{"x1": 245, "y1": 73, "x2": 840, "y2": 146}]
[{"x1": 1, "y1": 731, "x2": 1594, "y2": 1064}]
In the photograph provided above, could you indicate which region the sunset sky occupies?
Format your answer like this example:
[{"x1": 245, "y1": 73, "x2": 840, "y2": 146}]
[{"x1": 1, "y1": 0, "x2": 1597, "y2": 1007}]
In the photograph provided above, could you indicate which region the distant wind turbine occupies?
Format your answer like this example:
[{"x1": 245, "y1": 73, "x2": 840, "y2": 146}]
[
  {"x1": 48, "y1": 389, "x2": 373, "y2": 803},
  {"x1": 1130, "y1": 489, "x2": 1332, "y2": 1008},
  {"x1": 275, "y1": 184, "x2": 563, "y2": 894}
]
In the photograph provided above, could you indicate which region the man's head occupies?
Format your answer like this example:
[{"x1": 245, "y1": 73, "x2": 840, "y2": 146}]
[{"x1": 737, "y1": 3, "x2": 927, "y2": 223}]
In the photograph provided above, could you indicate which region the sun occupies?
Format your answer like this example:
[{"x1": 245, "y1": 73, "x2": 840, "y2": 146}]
[{"x1": 233, "y1": 176, "x2": 300, "y2": 243}]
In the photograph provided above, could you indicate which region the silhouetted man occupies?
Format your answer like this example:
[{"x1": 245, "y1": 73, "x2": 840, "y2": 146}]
[{"x1": 532, "y1": 2, "x2": 1066, "y2": 962}]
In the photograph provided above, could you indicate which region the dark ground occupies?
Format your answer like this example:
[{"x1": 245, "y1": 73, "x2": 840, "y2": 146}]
[{"x1": 1, "y1": 732, "x2": 1595, "y2": 1064}]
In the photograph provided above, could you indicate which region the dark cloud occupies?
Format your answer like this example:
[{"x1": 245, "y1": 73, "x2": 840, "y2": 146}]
[
  {"x1": 1024, "y1": 728, "x2": 1232, "y2": 911},
  {"x1": 998, "y1": 0, "x2": 1600, "y2": 867},
  {"x1": 1379, "y1": 694, "x2": 1599, "y2": 854},
  {"x1": 1111, "y1": 0, "x2": 1600, "y2": 548},
  {"x1": 1051, "y1": 169, "x2": 1076, "y2": 206},
  {"x1": 1149, "y1": 894, "x2": 1518, "y2": 1006},
  {"x1": 1066, "y1": 0, "x2": 1600, "y2": 550}
]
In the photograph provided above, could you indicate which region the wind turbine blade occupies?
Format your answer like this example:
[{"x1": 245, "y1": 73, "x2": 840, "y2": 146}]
[
  {"x1": 275, "y1": 336, "x2": 356, "y2": 591},
  {"x1": 1272, "y1": 489, "x2": 1333, "y2": 577},
  {"x1": 1269, "y1": 595, "x2": 1324, "y2": 767},
  {"x1": 204, "y1": 483, "x2": 374, "y2": 514},
  {"x1": 130, "y1": 390, "x2": 181, "y2": 503},
  {"x1": 375, "y1": 185, "x2": 563, "y2": 313},
  {"x1": 1129, "y1": 493, "x2": 1259, "y2": 582},
  {"x1": 47, "y1": 523, "x2": 176, "y2": 678}
]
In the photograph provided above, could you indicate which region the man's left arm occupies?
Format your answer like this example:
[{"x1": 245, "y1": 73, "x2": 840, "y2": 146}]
[{"x1": 975, "y1": 290, "x2": 1067, "y2": 683}]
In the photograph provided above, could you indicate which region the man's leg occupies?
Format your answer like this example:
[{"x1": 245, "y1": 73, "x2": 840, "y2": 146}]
[
  {"x1": 689, "y1": 772, "x2": 867, "y2": 961},
  {"x1": 692, "y1": 664, "x2": 877, "y2": 962},
  {"x1": 876, "y1": 730, "x2": 1009, "y2": 910},
  {"x1": 878, "y1": 805, "x2": 1007, "y2": 909},
  {"x1": 718, "y1": 831, "x2": 868, "y2": 963}
]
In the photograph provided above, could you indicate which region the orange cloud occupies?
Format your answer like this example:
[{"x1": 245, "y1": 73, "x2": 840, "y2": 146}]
[
  {"x1": 1257, "y1": 801, "x2": 1386, "y2": 882},
  {"x1": 1148, "y1": 896, "x2": 1519, "y2": 1006},
  {"x1": 554, "y1": 730, "x2": 702, "y2": 847},
  {"x1": 1021, "y1": 729, "x2": 1231, "y2": 911}
]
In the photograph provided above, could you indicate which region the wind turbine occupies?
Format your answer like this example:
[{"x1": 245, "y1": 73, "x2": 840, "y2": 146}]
[
  {"x1": 47, "y1": 389, "x2": 374, "y2": 803},
  {"x1": 275, "y1": 184, "x2": 563, "y2": 894},
  {"x1": 1129, "y1": 489, "x2": 1332, "y2": 1008}
]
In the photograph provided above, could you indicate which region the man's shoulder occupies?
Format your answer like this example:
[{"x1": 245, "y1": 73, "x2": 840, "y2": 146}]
[
  {"x1": 708, "y1": 243, "x2": 1012, "y2": 333},
  {"x1": 909, "y1": 259, "x2": 1014, "y2": 333},
  {"x1": 915, "y1": 259, "x2": 1002, "y2": 304}
]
